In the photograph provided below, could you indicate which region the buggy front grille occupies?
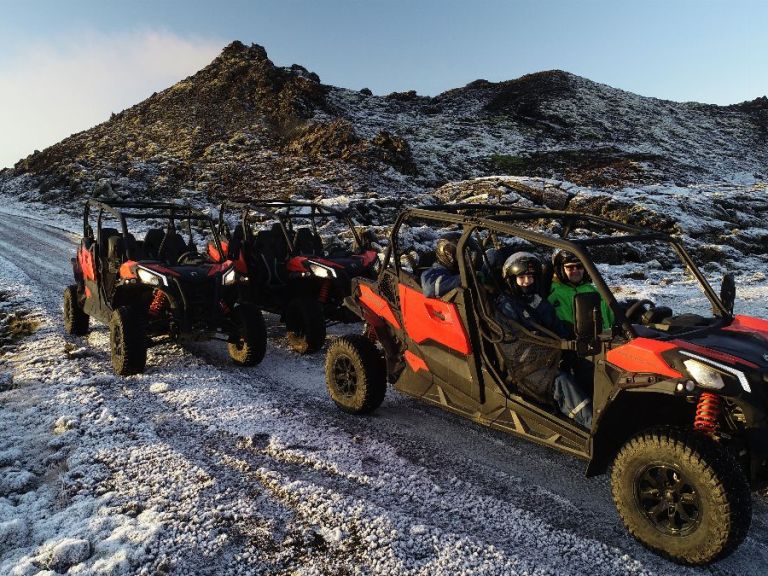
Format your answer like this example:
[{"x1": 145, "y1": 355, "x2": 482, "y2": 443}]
[{"x1": 173, "y1": 277, "x2": 219, "y2": 329}]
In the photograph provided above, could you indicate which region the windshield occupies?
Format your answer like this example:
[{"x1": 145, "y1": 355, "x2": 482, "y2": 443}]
[{"x1": 577, "y1": 235, "x2": 727, "y2": 324}]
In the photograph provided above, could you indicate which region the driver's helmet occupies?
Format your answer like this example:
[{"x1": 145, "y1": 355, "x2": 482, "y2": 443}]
[
  {"x1": 436, "y1": 232, "x2": 482, "y2": 272},
  {"x1": 502, "y1": 252, "x2": 542, "y2": 297},
  {"x1": 553, "y1": 250, "x2": 589, "y2": 284},
  {"x1": 435, "y1": 232, "x2": 461, "y2": 271}
]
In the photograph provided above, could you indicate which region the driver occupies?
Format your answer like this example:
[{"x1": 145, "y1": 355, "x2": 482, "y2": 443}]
[
  {"x1": 548, "y1": 250, "x2": 614, "y2": 336},
  {"x1": 496, "y1": 252, "x2": 592, "y2": 429}
]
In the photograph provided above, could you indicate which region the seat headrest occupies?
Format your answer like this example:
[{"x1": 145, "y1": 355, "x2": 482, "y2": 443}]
[
  {"x1": 108, "y1": 235, "x2": 125, "y2": 260},
  {"x1": 294, "y1": 227, "x2": 317, "y2": 255},
  {"x1": 99, "y1": 228, "x2": 120, "y2": 256},
  {"x1": 143, "y1": 228, "x2": 164, "y2": 259},
  {"x1": 159, "y1": 231, "x2": 188, "y2": 264}
]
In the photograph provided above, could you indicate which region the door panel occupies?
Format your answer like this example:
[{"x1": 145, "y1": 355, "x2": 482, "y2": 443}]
[
  {"x1": 398, "y1": 283, "x2": 475, "y2": 402},
  {"x1": 399, "y1": 284, "x2": 471, "y2": 355}
]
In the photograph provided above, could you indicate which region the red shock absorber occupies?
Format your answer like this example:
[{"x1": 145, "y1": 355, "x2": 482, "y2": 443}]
[
  {"x1": 694, "y1": 392, "x2": 721, "y2": 435},
  {"x1": 148, "y1": 289, "x2": 167, "y2": 316},
  {"x1": 220, "y1": 300, "x2": 231, "y2": 315},
  {"x1": 318, "y1": 279, "x2": 331, "y2": 303}
]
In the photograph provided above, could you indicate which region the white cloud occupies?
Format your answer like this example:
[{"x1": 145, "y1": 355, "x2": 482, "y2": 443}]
[{"x1": 0, "y1": 29, "x2": 223, "y2": 169}]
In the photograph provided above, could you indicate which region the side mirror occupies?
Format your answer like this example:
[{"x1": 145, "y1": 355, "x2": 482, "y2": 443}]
[
  {"x1": 720, "y1": 272, "x2": 736, "y2": 315},
  {"x1": 573, "y1": 292, "x2": 602, "y2": 355}
]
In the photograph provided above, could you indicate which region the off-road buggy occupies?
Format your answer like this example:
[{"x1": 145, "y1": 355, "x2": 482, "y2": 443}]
[
  {"x1": 324, "y1": 204, "x2": 768, "y2": 564},
  {"x1": 64, "y1": 200, "x2": 267, "y2": 375},
  {"x1": 212, "y1": 201, "x2": 380, "y2": 354}
]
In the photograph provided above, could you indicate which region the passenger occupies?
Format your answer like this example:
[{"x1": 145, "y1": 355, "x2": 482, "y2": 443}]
[
  {"x1": 421, "y1": 232, "x2": 463, "y2": 298},
  {"x1": 548, "y1": 250, "x2": 614, "y2": 336},
  {"x1": 496, "y1": 252, "x2": 593, "y2": 429}
]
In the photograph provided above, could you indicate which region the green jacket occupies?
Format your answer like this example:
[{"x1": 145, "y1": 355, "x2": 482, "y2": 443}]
[{"x1": 548, "y1": 280, "x2": 614, "y2": 333}]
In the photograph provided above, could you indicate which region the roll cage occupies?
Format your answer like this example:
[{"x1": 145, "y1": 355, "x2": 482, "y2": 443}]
[
  {"x1": 83, "y1": 199, "x2": 224, "y2": 260},
  {"x1": 383, "y1": 204, "x2": 733, "y2": 340},
  {"x1": 218, "y1": 200, "x2": 365, "y2": 255}
]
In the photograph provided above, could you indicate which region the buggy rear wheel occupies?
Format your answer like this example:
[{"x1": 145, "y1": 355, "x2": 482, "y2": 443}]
[
  {"x1": 285, "y1": 298, "x2": 325, "y2": 354},
  {"x1": 109, "y1": 306, "x2": 147, "y2": 376},
  {"x1": 228, "y1": 302, "x2": 267, "y2": 366},
  {"x1": 325, "y1": 335, "x2": 386, "y2": 414},
  {"x1": 611, "y1": 427, "x2": 751, "y2": 565},
  {"x1": 63, "y1": 285, "x2": 89, "y2": 335}
]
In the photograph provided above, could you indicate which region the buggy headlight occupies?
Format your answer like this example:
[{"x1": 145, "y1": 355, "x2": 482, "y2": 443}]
[
  {"x1": 683, "y1": 359, "x2": 725, "y2": 390},
  {"x1": 680, "y1": 351, "x2": 751, "y2": 393},
  {"x1": 308, "y1": 262, "x2": 337, "y2": 278},
  {"x1": 222, "y1": 267, "x2": 237, "y2": 286},
  {"x1": 137, "y1": 266, "x2": 167, "y2": 287}
]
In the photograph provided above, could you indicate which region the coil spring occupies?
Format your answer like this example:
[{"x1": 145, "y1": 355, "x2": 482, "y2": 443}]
[
  {"x1": 694, "y1": 392, "x2": 721, "y2": 435},
  {"x1": 318, "y1": 279, "x2": 331, "y2": 303},
  {"x1": 220, "y1": 300, "x2": 231, "y2": 315},
  {"x1": 148, "y1": 290, "x2": 167, "y2": 316}
]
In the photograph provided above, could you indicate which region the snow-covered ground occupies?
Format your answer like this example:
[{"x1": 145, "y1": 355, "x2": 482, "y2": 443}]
[{"x1": 2, "y1": 192, "x2": 768, "y2": 575}]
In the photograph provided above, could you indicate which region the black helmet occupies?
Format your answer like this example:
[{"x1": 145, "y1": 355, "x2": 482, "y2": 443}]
[
  {"x1": 435, "y1": 231, "x2": 483, "y2": 271},
  {"x1": 502, "y1": 251, "x2": 541, "y2": 297},
  {"x1": 553, "y1": 250, "x2": 587, "y2": 284}
]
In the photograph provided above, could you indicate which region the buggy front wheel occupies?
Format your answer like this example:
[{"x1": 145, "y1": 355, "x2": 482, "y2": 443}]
[
  {"x1": 227, "y1": 302, "x2": 267, "y2": 366},
  {"x1": 285, "y1": 298, "x2": 325, "y2": 354},
  {"x1": 109, "y1": 306, "x2": 147, "y2": 376},
  {"x1": 611, "y1": 427, "x2": 751, "y2": 565}
]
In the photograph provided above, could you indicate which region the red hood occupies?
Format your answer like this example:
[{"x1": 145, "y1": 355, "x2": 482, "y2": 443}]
[{"x1": 724, "y1": 315, "x2": 768, "y2": 341}]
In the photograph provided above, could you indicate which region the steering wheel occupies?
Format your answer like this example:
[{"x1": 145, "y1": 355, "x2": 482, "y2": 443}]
[
  {"x1": 176, "y1": 251, "x2": 201, "y2": 265},
  {"x1": 625, "y1": 299, "x2": 655, "y2": 324}
]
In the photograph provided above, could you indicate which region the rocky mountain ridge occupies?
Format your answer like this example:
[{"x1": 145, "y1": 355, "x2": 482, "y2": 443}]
[
  {"x1": 1, "y1": 41, "x2": 767, "y2": 266},
  {"x1": 3, "y1": 41, "x2": 767, "y2": 203}
]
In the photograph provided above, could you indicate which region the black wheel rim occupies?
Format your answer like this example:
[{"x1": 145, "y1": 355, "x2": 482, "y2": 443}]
[
  {"x1": 333, "y1": 355, "x2": 357, "y2": 397},
  {"x1": 634, "y1": 463, "x2": 702, "y2": 536}
]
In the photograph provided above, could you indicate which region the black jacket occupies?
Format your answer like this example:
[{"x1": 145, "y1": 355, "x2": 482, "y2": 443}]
[{"x1": 494, "y1": 293, "x2": 565, "y2": 406}]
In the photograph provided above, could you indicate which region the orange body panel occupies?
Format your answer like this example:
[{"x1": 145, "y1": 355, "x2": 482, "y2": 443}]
[
  {"x1": 287, "y1": 256, "x2": 306, "y2": 273},
  {"x1": 208, "y1": 242, "x2": 223, "y2": 263},
  {"x1": 359, "y1": 250, "x2": 378, "y2": 267},
  {"x1": 399, "y1": 284, "x2": 471, "y2": 355},
  {"x1": 78, "y1": 247, "x2": 95, "y2": 281},
  {"x1": 212, "y1": 241, "x2": 248, "y2": 273},
  {"x1": 404, "y1": 350, "x2": 429, "y2": 373},
  {"x1": 359, "y1": 284, "x2": 401, "y2": 329},
  {"x1": 606, "y1": 338, "x2": 682, "y2": 379},
  {"x1": 119, "y1": 260, "x2": 138, "y2": 279},
  {"x1": 724, "y1": 315, "x2": 768, "y2": 340}
]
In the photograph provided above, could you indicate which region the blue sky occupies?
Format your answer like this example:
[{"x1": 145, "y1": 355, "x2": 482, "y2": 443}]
[{"x1": 1, "y1": 0, "x2": 766, "y2": 168}]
